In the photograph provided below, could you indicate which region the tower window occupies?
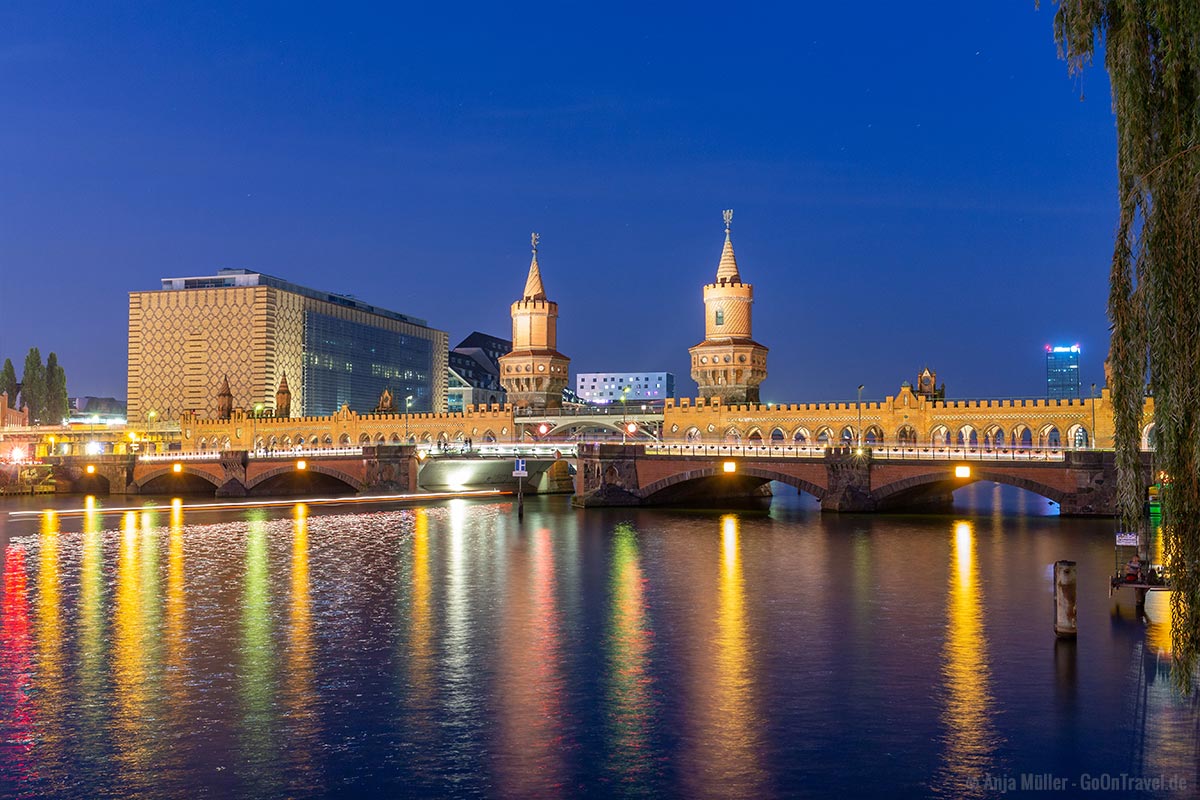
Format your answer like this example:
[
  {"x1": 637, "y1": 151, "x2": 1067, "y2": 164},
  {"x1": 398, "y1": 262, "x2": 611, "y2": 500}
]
[{"x1": 715, "y1": 309, "x2": 725, "y2": 326}]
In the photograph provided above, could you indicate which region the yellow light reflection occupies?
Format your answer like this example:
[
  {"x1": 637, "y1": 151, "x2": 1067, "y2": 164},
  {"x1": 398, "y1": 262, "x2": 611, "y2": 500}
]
[
  {"x1": 79, "y1": 497, "x2": 105, "y2": 734},
  {"x1": 605, "y1": 523, "x2": 652, "y2": 783},
  {"x1": 410, "y1": 509, "x2": 433, "y2": 697},
  {"x1": 285, "y1": 503, "x2": 318, "y2": 787},
  {"x1": 241, "y1": 515, "x2": 276, "y2": 781},
  {"x1": 165, "y1": 500, "x2": 188, "y2": 709},
  {"x1": 35, "y1": 512, "x2": 65, "y2": 767},
  {"x1": 935, "y1": 521, "x2": 999, "y2": 797},
  {"x1": 689, "y1": 515, "x2": 764, "y2": 797},
  {"x1": 113, "y1": 510, "x2": 160, "y2": 781}
]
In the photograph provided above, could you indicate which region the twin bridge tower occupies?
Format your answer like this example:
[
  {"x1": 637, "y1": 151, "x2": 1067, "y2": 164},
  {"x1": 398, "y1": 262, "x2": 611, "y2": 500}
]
[{"x1": 498, "y1": 210, "x2": 767, "y2": 409}]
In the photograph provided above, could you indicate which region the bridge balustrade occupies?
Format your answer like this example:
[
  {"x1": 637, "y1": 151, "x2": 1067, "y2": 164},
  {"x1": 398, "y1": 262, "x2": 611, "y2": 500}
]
[
  {"x1": 643, "y1": 443, "x2": 1068, "y2": 461},
  {"x1": 139, "y1": 451, "x2": 223, "y2": 462}
]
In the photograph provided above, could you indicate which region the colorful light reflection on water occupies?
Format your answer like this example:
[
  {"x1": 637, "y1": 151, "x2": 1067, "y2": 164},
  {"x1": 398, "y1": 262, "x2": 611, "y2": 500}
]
[{"x1": 0, "y1": 490, "x2": 1197, "y2": 798}]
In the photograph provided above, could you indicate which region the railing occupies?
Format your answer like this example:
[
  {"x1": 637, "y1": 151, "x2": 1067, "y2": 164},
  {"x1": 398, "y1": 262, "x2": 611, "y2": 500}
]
[
  {"x1": 642, "y1": 444, "x2": 1068, "y2": 462},
  {"x1": 139, "y1": 451, "x2": 223, "y2": 462},
  {"x1": 249, "y1": 447, "x2": 364, "y2": 459},
  {"x1": 432, "y1": 443, "x2": 579, "y2": 459},
  {"x1": 513, "y1": 406, "x2": 665, "y2": 418}
]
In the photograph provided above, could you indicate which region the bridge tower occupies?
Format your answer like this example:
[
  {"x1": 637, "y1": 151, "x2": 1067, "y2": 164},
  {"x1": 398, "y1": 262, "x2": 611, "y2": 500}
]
[
  {"x1": 499, "y1": 233, "x2": 571, "y2": 410},
  {"x1": 689, "y1": 210, "x2": 768, "y2": 403}
]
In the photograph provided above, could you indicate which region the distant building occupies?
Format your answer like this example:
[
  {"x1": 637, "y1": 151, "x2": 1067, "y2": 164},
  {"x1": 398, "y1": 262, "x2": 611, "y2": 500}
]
[
  {"x1": 448, "y1": 335, "x2": 508, "y2": 413},
  {"x1": 1046, "y1": 345, "x2": 1081, "y2": 399},
  {"x1": 576, "y1": 372, "x2": 674, "y2": 404},
  {"x1": 0, "y1": 391, "x2": 28, "y2": 428},
  {"x1": 128, "y1": 268, "x2": 447, "y2": 421}
]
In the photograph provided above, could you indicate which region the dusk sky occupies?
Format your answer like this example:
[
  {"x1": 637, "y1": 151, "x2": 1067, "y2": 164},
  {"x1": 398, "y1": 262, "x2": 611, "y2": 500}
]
[{"x1": 0, "y1": 2, "x2": 1118, "y2": 405}]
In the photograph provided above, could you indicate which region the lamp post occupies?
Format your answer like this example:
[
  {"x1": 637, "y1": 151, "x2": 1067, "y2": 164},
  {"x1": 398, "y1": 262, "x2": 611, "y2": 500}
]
[
  {"x1": 1091, "y1": 383, "x2": 1097, "y2": 449},
  {"x1": 147, "y1": 409, "x2": 157, "y2": 454},
  {"x1": 857, "y1": 384, "x2": 865, "y2": 449},
  {"x1": 405, "y1": 395, "x2": 414, "y2": 443},
  {"x1": 621, "y1": 386, "x2": 630, "y2": 443}
]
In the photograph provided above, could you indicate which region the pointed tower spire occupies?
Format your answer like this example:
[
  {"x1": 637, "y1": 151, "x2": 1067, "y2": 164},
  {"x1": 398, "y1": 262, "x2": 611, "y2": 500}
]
[
  {"x1": 716, "y1": 209, "x2": 740, "y2": 283},
  {"x1": 522, "y1": 232, "x2": 547, "y2": 300},
  {"x1": 216, "y1": 375, "x2": 233, "y2": 419},
  {"x1": 275, "y1": 371, "x2": 292, "y2": 418}
]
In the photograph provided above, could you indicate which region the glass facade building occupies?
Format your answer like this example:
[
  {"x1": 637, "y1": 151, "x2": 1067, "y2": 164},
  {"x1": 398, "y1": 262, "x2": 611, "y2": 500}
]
[
  {"x1": 1045, "y1": 345, "x2": 1081, "y2": 400},
  {"x1": 129, "y1": 269, "x2": 446, "y2": 422},
  {"x1": 303, "y1": 311, "x2": 436, "y2": 417}
]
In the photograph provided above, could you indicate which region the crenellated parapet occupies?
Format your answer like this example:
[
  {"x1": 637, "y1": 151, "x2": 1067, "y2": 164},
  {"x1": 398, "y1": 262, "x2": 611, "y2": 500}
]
[
  {"x1": 179, "y1": 402, "x2": 517, "y2": 452},
  {"x1": 662, "y1": 387, "x2": 1155, "y2": 451}
]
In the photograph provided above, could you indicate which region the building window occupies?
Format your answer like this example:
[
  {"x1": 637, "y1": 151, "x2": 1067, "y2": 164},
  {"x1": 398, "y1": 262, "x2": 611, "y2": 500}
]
[{"x1": 715, "y1": 309, "x2": 724, "y2": 326}]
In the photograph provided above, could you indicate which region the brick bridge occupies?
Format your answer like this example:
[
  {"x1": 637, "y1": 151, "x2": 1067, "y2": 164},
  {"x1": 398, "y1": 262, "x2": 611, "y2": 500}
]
[
  {"x1": 573, "y1": 443, "x2": 1154, "y2": 515},
  {"x1": 47, "y1": 447, "x2": 418, "y2": 497}
]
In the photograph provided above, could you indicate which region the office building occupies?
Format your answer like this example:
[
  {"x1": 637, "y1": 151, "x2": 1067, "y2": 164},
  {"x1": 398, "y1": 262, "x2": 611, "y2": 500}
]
[
  {"x1": 1045, "y1": 345, "x2": 1081, "y2": 399},
  {"x1": 448, "y1": 332, "x2": 509, "y2": 413},
  {"x1": 577, "y1": 372, "x2": 674, "y2": 404},
  {"x1": 128, "y1": 268, "x2": 447, "y2": 422}
]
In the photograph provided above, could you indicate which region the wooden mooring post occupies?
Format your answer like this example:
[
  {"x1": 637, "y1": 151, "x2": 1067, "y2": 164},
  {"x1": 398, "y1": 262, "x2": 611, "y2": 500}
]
[{"x1": 1054, "y1": 560, "x2": 1077, "y2": 638}]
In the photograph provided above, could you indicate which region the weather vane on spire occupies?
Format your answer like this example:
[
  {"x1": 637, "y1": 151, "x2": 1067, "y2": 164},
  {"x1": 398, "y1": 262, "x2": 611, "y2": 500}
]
[
  {"x1": 723, "y1": 209, "x2": 733, "y2": 233},
  {"x1": 531, "y1": 232, "x2": 540, "y2": 255}
]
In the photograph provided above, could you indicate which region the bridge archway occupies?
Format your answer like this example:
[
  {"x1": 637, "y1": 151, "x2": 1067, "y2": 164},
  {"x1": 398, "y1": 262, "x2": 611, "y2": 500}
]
[
  {"x1": 136, "y1": 465, "x2": 224, "y2": 495},
  {"x1": 896, "y1": 425, "x2": 917, "y2": 445},
  {"x1": 686, "y1": 426, "x2": 702, "y2": 443},
  {"x1": 724, "y1": 427, "x2": 742, "y2": 444},
  {"x1": 839, "y1": 426, "x2": 855, "y2": 444},
  {"x1": 1039, "y1": 424, "x2": 1062, "y2": 449},
  {"x1": 864, "y1": 425, "x2": 885, "y2": 445},
  {"x1": 792, "y1": 427, "x2": 810, "y2": 445},
  {"x1": 983, "y1": 425, "x2": 1005, "y2": 449},
  {"x1": 1067, "y1": 424, "x2": 1089, "y2": 448},
  {"x1": 956, "y1": 426, "x2": 978, "y2": 448},
  {"x1": 815, "y1": 427, "x2": 834, "y2": 446},
  {"x1": 245, "y1": 463, "x2": 364, "y2": 496},
  {"x1": 1141, "y1": 423, "x2": 1156, "y2": 450},
  {"x1": 639, "y1": 466, "x2": 827, "y2": 505},
  {"x1": 770, "y1": 427, "x2": 786, "y2": 444},
  {"x1": 872, "y1": 468, "x2": 1067, "y2": 509},
  {"x1": 1012, "y1": 425, "x2": 1033, "y2": 448},
  {"x1": 747, "y1": 428, "x2": 764, "y2": 444},
  {"x1": 930, "y1": 425, "x2": 950, "y2": 446}
]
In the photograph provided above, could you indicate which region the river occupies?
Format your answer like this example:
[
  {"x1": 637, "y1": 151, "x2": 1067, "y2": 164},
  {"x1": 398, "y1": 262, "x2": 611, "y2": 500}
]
[{"x1": 0, "y1": 485, "x2": 1196, "y2": 798}]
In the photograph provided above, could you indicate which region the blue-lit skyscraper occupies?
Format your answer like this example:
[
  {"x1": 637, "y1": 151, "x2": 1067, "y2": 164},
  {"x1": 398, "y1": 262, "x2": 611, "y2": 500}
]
[{"x1": 1045, "y1": 345, "x2": 1081, "y2": 399}]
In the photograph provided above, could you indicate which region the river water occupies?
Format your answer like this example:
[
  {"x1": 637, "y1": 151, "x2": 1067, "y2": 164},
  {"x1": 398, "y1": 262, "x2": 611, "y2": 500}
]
[{"x1": 0, "y1": 485, "x2": 1196, "y2": 799}]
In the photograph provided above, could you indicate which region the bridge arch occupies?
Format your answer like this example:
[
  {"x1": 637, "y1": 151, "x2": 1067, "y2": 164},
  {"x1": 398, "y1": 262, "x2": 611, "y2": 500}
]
[
  {"x1": 815, "y1": 427, "x2": 834, "y2": 446},
  {"x1": 1066, "y1": 423, "x2": 1089, "y2": 448},
  {"x1": 245, "y1": 462, "x2": 365, "y2": 494},
  {"x1": 639, "y1": 465, "x2": 827, "y2": 503},
  {"x1": 956, "y1": 426, "x2": 978, "y2": 448},
  {"x1": 1141, "y1": 423, "x2": 1155, "y2": 450},
  {"x1": 746, "y1": 428, "x2": 764, "y2": 444},
  {"x1": 770, "y1": 427, "x2": 786, "y2": 444},
  {"x1": 724, "y1": 427, "x2": 742, "y2": 444},
  {"x1": 864, "y1": 425, "x2": 885, "y2": 445},
  {"x1": 983, "y1": 425, "x2": 1005, "y2": 449},
  {"x1": 686, "y1": 426, "x2": 703, "y2": 443},
  {"x1": 930, "y1": 425, "x2": 950, "y2": 446},
  {"x1": 872, "y1": 468, "x2": 1067, "y2": 507},
  {"x1": 792, "y1": 427, "x2": 810, "y2": 445},
  {"x1": 135, "y1": 464, "x2": 224, "y2": 494},
  {"x1": 896, "y1": 425, "x2": 917, "y2": 445},
  {"x1": 1038, "y1": 424, "x2": 1062, "y2": 449}
]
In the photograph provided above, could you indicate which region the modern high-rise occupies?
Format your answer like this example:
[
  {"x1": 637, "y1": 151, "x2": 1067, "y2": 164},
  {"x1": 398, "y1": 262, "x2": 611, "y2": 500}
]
[
  {"x1": 689, "y1": 210, "x2": 768, "y2": 403},
  {"x1": 1045, "y1": 345, "x2": 1081, "y2": 399},
  {"x1": 127, "y1": 268, "x2": 447, "y2": 422},
  {"x1": 576, "y1": 372, "x2": 675, "y2": 404}
]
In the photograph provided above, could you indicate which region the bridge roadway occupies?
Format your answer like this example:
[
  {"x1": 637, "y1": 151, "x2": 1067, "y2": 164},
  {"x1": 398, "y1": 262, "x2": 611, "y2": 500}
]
[{"x1": 16, "y1": 440, "x2": 1148, "y2": 516}]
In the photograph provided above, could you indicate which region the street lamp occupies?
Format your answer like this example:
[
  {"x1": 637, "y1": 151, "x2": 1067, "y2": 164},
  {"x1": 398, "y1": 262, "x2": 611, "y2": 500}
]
[
  {"x1": 621, "y1": 386, "x2": 631, "y2": 443},
  {"x1": 1091, "y1": 383, "x2": 1097, "y2": 449},
  {"x1": 405, "y1": 395, "x2": 414, "y2": 443},
  {"x1": 147, "y1": 409, "x2": 157, "y2": 454}
]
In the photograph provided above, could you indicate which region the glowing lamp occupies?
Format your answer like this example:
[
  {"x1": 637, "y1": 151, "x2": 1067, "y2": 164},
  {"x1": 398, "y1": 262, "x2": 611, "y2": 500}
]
[
  {"x1": 172, "y1": 463, "x2": 183, "y2": 473},
  {"x1": 723, "y1": 461, "x2": 737, "y2": 473},
  {"x1": 955, "y1": 465, "x2": 971, "y2": 478},
  {"x1": 11, "y1": 446, "x2": 24, "y2": 462},
  {"x1": 625, "y1": 422, "x2": 637, "y2": 434},
  {"x1": 538, "y1": 423, "x2": 550, "y2": 435},
  {"x1": 86, "y1": 464, "x2": 96, "y2": 474},
  {"x1": 296, "y1": 460, "x2": 307, "y2": 470}
]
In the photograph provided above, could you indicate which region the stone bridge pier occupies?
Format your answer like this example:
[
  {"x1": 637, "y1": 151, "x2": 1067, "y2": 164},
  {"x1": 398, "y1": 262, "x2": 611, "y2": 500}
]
[{"x1": 573, "y1": 444, "x2": 1141, "y2": 515}]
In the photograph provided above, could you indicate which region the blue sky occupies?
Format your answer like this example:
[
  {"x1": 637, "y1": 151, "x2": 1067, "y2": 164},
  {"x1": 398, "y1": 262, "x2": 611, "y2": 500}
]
[{"x1": 0, "y1": 2, "x2": 1117, "y2": 403}]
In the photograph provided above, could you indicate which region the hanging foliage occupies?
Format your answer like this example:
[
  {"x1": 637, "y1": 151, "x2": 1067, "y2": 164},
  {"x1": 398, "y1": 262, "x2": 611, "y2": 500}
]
[{"x1": 1048, "y1": 0, "x2": 1200, "y2": 690}]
